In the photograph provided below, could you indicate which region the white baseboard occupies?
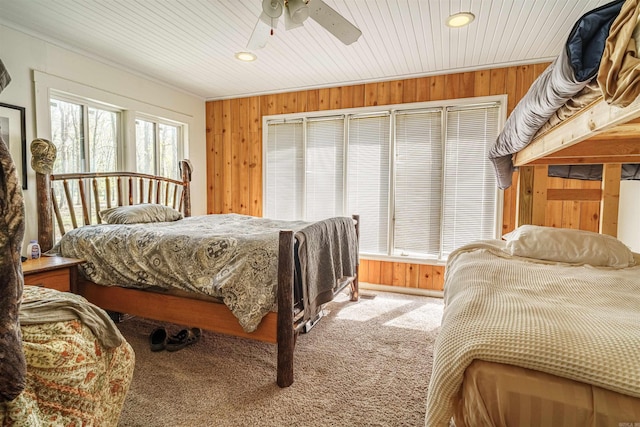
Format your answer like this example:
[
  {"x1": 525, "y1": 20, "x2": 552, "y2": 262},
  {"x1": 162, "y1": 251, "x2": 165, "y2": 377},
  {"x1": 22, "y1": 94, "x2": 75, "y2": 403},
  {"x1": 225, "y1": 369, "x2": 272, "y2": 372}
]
[{"x1": 359, "y1": 282, "x2": 443, "y2": 298}]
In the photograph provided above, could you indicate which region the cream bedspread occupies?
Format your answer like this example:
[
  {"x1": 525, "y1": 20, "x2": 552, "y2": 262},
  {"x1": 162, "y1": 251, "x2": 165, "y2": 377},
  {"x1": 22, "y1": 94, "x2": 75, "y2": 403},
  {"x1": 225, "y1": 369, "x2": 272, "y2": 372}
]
[{"x1": 425, "y1": 241, "x2": 640, "y2": 426}]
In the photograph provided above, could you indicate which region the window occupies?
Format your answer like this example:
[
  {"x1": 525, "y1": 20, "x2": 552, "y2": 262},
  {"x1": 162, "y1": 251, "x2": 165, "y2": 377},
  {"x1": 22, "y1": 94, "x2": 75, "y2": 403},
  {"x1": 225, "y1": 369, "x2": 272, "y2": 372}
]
[
  {"x1": 135, "y1": 118, "x2": 182, "y2": 179},
  {"x1": 346, "y1": 113, "x2": 390, "y2": 255},
  {"x1": 49, "y1": 97, "x2": 120, "y2": 174},
  {"x1": 306, "y1": 117, "x2": 345, "y2": 221},
  {"x1": 49, "y1": 96, "x2": 122, "y2": 236},
  {"x1": 48, "y1": 92, "x2": 187, "y2": 238},
  {"x1": 264, "y1": 98, "x2": 503, "y2": 262},
  {"x1": 265, "y1": 120, "x2": 304, "y2": 220},
  {"x1": 393, "y1": 109, "x2": 442, "y2": 257}
]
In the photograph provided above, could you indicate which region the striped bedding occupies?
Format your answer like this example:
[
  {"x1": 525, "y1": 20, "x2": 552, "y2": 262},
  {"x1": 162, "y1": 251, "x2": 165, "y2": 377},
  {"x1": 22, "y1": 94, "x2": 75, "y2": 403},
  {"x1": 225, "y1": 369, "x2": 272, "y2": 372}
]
[{"x1": 455, "y1": 360, "x2": 640, "y2": 426}]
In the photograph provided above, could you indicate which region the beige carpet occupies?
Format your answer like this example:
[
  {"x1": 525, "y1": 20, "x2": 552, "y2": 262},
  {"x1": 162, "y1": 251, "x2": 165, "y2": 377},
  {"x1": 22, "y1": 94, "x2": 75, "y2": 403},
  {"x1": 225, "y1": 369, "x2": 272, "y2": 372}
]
[{"x1": 116, "y1": 290, "x2": 443, "y2": 427}]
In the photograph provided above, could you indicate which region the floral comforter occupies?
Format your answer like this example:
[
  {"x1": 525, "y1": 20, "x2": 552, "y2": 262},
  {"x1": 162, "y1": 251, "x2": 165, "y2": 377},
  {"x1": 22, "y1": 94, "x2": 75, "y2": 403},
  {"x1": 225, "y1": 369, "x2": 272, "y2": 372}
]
[
  {"x1": 56, "y1": 214, "x2": 314, "y2": 333},
  {"x1": 0, "y1": 286, "x2": 134, "y2": 426}
]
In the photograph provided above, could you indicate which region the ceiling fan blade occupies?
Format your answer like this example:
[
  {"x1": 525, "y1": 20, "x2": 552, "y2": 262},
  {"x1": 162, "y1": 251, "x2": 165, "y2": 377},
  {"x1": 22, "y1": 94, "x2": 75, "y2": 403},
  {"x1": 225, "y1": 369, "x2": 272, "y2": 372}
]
[
  {"x1": 308, "y1": 0, "x2": 362, "y2": 45},
  {"x1": 247, "y1": 12, "x2": 277, "y2": 50},
  {"x1": 284, "y1": 9, "x2": 304, "y2": 31}
]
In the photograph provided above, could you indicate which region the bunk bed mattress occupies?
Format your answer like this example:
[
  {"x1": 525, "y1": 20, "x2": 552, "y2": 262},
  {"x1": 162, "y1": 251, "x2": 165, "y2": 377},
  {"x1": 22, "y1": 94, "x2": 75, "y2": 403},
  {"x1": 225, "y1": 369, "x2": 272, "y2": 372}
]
[
  {"x1": 425, "y1": 240, "x2": 640, "y2": 426},
  {"x1": 55, "y1": 213, "x2": 358, "y2": 333},
  {"x1": 1, "y1": 286, "x2": 134, "y2": 426}
]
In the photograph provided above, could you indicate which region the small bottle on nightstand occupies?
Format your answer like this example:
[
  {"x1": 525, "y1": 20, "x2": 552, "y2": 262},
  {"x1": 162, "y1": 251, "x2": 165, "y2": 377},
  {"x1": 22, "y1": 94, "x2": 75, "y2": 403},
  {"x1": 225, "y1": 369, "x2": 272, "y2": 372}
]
[{"x1": 27, "y1": 240, "x2": 41, "y2": 259}]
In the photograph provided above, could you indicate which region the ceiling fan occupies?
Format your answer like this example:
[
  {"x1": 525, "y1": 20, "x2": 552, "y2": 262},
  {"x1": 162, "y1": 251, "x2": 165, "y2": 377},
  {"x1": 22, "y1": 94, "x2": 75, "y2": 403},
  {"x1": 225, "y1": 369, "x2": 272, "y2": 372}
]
[{"x1": 247, "y1": 0, "x2": 362, "y2": 50}]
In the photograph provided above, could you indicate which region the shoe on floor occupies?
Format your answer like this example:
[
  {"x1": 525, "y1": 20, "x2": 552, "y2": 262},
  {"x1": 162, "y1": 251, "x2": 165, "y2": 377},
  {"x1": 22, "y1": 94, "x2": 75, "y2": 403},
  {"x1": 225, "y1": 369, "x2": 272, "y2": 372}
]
[
  {"x1": 149, "y1": 327, "x2": 168, "y2": 352},
  {"x1": 166, "y1": 327, "x2": 202, "y2": 352}
]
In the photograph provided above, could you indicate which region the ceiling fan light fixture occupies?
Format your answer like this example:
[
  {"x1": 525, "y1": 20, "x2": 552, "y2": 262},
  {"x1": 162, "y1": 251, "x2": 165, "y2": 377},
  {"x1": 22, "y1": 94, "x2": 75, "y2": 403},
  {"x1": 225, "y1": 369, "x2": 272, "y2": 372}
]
[
  {"x1": 262, "y1": 0, "x2": 283, "y2": 18},
  {"x1": 287, "y1": 0, "x2": 309, "y2": 24},
  {"x1": 234, "y1": 51, "x2": 257, "y2": 62},
  {"x1": 446, "y1": 12, "x2": 475, "y2": 28}
]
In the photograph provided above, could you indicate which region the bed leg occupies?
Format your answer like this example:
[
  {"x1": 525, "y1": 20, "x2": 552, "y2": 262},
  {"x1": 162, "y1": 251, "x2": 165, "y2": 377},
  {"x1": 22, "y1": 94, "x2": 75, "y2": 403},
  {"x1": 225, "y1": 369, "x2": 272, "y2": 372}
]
[
  {"x1": 350, "y1": 214, "x2": 360, "y2": 301},
  {"x1": 350, "y1": 274, "x2": 359, "y2": 302},
  {"x1": 277, "y1": 230, "x2": 295, "y2": 388}
]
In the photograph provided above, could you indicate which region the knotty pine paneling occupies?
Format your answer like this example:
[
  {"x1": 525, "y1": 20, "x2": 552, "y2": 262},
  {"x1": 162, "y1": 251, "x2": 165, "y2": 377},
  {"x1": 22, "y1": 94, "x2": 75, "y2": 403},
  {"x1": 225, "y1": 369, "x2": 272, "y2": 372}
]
[{"x1": 205, "y1": 63, "x2": 602, "y2": 291}]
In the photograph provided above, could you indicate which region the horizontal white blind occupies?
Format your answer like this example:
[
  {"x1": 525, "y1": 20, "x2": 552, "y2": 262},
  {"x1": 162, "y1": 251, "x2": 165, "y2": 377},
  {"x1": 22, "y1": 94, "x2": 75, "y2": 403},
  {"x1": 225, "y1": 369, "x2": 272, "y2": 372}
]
[
  {"x1": 442, "y1": 105, "x2": 500, "y2": 256},
  {"x1": 306, "y1": 117, "x2": 344, "y2": 221},
  {"x1": 264, "y1": 121, "x2": 304, "y2": 220},
  {"x1": 347, "y1": 114, "x2": 390, "y2": 255},
  {"x1": 394, "y1": 110, "x2": 443, "y2": 257}
]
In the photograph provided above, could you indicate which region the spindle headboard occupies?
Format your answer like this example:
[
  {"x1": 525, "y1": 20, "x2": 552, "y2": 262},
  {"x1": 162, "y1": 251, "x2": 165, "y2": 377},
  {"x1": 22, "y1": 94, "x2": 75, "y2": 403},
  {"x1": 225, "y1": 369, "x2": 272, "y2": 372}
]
[{"x1": 31, "y1": 139, "x2": 191, "y2": 252}]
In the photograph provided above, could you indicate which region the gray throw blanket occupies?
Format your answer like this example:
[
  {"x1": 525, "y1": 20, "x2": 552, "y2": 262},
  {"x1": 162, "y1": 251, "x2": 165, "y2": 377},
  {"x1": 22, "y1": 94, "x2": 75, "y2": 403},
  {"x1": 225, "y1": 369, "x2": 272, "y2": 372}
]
[
  {"x1": 0, "y1": 59, "x2": 10, "y2": 94},
  {"x1": 20, "y1": 287, "x2": 124, "y2": 349},
  {"x1": 296, "y1": 217, "x2": 358, "y2": 319}
]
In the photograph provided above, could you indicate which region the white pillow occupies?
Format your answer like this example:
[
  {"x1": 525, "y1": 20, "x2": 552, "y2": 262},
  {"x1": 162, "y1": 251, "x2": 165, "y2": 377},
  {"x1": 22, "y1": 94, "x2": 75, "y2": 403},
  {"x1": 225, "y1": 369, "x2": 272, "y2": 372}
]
[
  {"x1": 100, "y1": 204, "x2": 183, "y2": 224},
  {"x1": 503, "y1": 225, "x2": 635, "y2": 268}
]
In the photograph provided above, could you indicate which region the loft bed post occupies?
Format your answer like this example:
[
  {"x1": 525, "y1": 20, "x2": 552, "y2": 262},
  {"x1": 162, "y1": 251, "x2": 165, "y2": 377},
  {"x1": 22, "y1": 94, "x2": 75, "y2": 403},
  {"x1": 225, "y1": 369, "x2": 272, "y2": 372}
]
[
  {"x1": 516, "y1": 165, "x2": 547, "y2": 227},
  {"x1": 179, "y1": 159, "x2": 192, "y2": 217},
  {"x1": 30, "y1": 138, "x2": 56, "y2": 252},
  {"x1": 600, "y1": 163, "x2": 621, "y2": 237}
]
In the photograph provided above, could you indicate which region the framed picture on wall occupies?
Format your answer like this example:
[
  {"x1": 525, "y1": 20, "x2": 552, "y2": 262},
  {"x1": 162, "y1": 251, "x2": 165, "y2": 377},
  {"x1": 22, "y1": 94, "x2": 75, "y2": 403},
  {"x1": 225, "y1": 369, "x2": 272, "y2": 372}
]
[{"x1": 0, "y1": 102, "x2": 27, "y2": 189}]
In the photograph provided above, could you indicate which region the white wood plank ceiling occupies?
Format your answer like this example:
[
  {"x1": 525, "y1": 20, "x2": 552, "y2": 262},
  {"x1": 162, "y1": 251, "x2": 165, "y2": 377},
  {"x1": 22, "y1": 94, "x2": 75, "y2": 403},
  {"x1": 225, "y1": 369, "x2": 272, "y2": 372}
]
[{"x1": 0, "y1": 0, "x2": 611, "y2": 100}]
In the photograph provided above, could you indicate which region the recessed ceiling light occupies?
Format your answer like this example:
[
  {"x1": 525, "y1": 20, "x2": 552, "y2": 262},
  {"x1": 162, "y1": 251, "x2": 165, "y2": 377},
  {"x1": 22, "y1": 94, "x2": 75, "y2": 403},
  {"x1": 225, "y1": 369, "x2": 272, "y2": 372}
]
[
  {"x1": 234, "y1": 51, "x2": 257, "y2": 62},
  {"x1": 446, "y1": 12, "x2": 475, "y2": 28}
]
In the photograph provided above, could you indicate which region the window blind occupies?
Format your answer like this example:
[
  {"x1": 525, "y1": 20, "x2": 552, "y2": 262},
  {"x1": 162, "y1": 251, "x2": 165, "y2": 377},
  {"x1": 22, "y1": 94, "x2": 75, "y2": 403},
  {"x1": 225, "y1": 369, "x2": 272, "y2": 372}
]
[
  {"x1": 264, "y1": 120, "x2": 304, "y2": 220},
  {"x1": 263, "y1": 98, "x2": 503, "y2": 262},
  {"x1": 305, "y1": 117, "x2": 344, "y2": 221},
  {"x1": 394, "y1": 110, "x2": 443, "y2": 258},
  {"x1": 346, "y1": 114, "x2": 391, "y2": 255},
  {"x1": 441, "y1": 105, "x2": 500, "y2": 256}
]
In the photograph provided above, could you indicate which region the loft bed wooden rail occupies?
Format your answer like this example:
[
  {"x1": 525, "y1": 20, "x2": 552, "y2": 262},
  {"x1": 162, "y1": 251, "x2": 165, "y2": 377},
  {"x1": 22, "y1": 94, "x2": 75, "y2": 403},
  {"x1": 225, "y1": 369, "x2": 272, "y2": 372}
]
[
  {"x1": 31, "y1": 140, "x2": 359, "y2": 387},
  {"x1": 514, "y1": 94, "x2": 640, "y2": 237}
]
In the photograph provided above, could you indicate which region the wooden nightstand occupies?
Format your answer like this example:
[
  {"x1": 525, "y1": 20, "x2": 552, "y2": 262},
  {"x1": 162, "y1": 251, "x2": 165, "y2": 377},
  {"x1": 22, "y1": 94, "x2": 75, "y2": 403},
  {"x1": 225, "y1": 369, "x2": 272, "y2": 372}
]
[{"x1": 22, "y1": 256, "x2": 84, "y2": 293}]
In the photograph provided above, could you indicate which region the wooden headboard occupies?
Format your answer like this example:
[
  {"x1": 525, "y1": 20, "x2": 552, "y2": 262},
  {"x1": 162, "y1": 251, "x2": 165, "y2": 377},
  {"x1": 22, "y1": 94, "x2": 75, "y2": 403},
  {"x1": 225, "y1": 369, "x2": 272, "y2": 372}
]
[{"x1": 31, "y1": 139, "x2": 192, "y2": 252}]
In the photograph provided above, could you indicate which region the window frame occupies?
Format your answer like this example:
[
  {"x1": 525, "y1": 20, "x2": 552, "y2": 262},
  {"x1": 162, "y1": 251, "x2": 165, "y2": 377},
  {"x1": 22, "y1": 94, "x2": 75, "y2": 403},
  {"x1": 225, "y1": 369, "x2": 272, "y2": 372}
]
[
  {"x1": 34, "y1": 70, "x2": 193, "y2": 178},
  {"x1": 262, "y1": 95, "x2": 507, "y2": 265}
]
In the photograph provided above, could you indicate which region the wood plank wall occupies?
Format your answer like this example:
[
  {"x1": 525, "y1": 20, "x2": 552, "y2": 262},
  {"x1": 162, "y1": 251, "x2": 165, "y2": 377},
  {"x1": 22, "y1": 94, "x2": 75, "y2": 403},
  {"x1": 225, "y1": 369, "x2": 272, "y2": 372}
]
[{"x1": 205, "y1": 62, "x2": 601, "y2": 292}]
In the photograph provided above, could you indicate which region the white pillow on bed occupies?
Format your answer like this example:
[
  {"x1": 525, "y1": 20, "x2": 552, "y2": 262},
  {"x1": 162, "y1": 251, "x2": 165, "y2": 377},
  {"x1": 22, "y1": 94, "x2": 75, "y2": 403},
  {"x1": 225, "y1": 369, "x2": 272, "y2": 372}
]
[
  {"x1": 502, "y1": 225, "x2": 635, "y2": 268},
  {"x1": 99, "y1": 204, "x2": 183, "y2": 224}
]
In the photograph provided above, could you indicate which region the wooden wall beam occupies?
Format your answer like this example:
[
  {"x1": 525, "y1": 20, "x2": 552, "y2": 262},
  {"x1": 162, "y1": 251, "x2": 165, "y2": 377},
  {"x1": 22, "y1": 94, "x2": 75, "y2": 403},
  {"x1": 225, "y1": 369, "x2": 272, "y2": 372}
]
[{"x1": 546, "y1": 188, "x2": 602, "y2": 201}]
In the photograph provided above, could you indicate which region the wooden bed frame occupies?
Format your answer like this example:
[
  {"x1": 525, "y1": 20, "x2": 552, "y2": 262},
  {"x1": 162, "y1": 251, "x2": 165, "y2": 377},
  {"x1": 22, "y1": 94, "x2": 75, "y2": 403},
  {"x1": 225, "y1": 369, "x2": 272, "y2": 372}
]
[
  {"x1": 32, "y1": 154, "x2": 359, "y2": 388},
  {"x1": 513, "y1": 94, "x2": 640, "y2": 236}
]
